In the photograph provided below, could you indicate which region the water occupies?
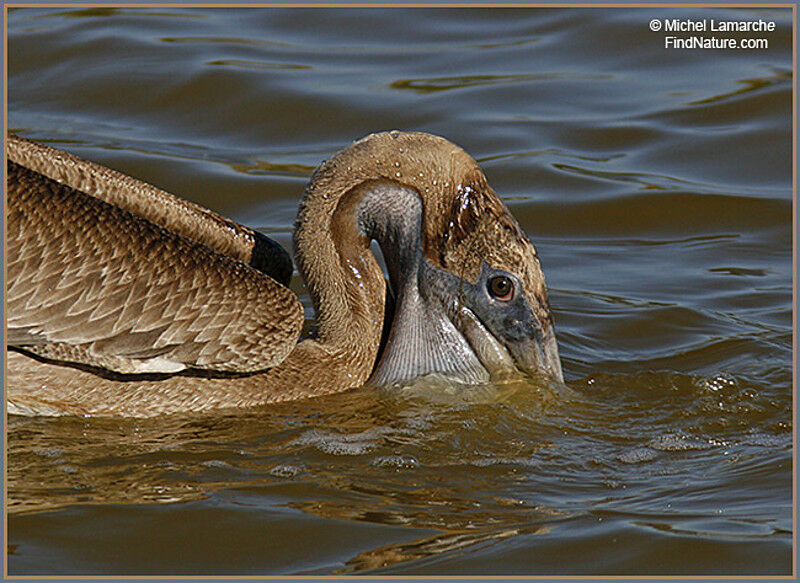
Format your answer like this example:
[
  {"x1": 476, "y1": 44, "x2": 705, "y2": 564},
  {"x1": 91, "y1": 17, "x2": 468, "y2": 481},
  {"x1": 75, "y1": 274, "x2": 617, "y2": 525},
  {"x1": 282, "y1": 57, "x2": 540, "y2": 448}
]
[{"x1": 5, "y1": 6, "x2": 794, "y2": 576}]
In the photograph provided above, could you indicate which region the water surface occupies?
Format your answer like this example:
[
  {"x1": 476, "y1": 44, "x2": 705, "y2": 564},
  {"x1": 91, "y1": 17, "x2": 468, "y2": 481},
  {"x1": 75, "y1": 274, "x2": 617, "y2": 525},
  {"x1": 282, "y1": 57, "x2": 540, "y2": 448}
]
[{"x1": 5, "y1": 6, "x2": 794, "y2": 576}]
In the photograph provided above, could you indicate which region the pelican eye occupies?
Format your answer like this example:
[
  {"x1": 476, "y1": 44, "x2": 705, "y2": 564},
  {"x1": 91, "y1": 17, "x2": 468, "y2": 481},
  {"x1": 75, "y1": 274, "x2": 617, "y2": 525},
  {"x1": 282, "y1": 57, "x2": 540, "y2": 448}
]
[{"x1": 487, "y1": 275, "x2": 514, "y2": 301}]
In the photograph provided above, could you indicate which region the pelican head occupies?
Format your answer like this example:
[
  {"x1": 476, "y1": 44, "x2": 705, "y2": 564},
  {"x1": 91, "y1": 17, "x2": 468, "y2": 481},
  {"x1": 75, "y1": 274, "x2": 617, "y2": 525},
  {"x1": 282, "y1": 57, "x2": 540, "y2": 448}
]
[{"x1": 299, "y1": 131, "x2": 563, "y2": 389}]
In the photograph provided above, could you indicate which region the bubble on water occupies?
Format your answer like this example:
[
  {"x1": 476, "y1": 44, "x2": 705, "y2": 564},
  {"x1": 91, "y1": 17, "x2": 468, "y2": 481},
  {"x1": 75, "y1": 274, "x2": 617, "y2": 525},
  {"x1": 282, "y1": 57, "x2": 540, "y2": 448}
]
[
  {"x1": 461, "y1": 419, "x2": 477, "y2": 430},
  {"x1": 472, "y1": 456, "x2": 507, "y2": 467},
  {"x1": 402, "y1": 414, "x2": 434, "y2": 431},
  {"x1": 372, "y1": 455, "x2": 419, "y2": 469},
  {"x1": 739, "y1": 431, "x2": 788, "y2": 447},
  {"x1": 201, "y1": 460, "x2": 230, "y2": 469},
  {"x1": 698, "y1": 373, "x2": 737, "y2": 392},
  {"x1": 617, "y1": 447, "x2": 659, "y2": 464},
  {"x1": 471, "y1": 455, "x2": 538, "y2": 468},
  {"x1": 291, "y1": 427, "x2": 401, "y2": 456},
  {"x1": 647, "y1": 433, "x2": 721, "y2": 452},
  {"x1": 269, "y1": 464, "x2": 304, "y2": 478}
]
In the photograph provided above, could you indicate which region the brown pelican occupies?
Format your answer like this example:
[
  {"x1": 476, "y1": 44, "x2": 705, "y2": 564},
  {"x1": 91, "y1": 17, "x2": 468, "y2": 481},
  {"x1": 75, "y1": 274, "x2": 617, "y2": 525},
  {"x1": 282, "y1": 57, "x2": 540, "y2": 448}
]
[{"x1": 6, "y1": 131, "x2": 562, "y2": 417}]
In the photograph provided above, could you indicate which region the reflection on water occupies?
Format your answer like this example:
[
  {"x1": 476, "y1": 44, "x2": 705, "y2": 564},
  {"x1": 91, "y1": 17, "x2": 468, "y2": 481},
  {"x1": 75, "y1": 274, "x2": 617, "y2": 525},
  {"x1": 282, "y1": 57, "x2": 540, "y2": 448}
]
[
  {"x1": 688, "y1": 67, "x2": 791, "y2": 105},
  {"x1": 7, "y1": 368, "x2": 791, "y2": 574},
  {"x1": 6, "y1": 5, "x2": 793, "y2": 576},
  {"x1": 337, "y1": 523, "x2": 549, "y2": 574},
  {"x1": 390, "y1": 72, "x2": 614, "y2": 93}
]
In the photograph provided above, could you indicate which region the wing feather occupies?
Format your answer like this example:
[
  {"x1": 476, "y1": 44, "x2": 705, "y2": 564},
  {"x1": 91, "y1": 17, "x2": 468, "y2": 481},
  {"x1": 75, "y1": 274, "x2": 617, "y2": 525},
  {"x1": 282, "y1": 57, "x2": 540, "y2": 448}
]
[
  {"x1": 7, "y1": 134, "x2": 294, "y2": 286},
  {"x1": 7, "y1": 160, "x2": 303, "y2": 375}
]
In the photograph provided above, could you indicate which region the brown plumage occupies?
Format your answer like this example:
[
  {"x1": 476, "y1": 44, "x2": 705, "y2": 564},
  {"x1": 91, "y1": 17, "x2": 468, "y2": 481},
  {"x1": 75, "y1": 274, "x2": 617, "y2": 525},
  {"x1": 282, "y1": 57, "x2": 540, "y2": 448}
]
[
  {"x1": 6, "y1": 131, "x2": 558, "y2": 417},
  {"x1": 8, "y1": 160, "x2": 301, "y2": 374}
]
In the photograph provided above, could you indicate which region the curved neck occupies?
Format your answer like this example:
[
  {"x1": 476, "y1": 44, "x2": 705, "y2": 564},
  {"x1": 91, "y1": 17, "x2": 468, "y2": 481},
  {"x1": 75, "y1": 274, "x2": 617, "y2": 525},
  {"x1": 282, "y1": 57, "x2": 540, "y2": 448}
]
[
  {"x1": 292, "y1": 176, "x2": 432, "y2": 387},
  {"x1": 288, "y1": 131, "x2": 503, "y2": 391},
  {"x1": 293, "y1": 180, "x2": 388, "y2": 366}
]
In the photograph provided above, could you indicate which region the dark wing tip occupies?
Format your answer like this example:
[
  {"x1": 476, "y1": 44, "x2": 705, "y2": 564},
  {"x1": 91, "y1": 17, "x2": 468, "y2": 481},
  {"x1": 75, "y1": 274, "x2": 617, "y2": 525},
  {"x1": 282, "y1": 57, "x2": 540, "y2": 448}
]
[{"x1": 249, "y1": 231, "x2": 294, "y2": 287}]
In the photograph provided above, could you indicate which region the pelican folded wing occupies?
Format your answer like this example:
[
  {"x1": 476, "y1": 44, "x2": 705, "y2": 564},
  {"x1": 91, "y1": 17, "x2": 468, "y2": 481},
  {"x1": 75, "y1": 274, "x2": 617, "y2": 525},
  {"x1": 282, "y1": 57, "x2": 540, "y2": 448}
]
[{"x1": 7, "y1": 160, "x2": 303, "y2": 375}]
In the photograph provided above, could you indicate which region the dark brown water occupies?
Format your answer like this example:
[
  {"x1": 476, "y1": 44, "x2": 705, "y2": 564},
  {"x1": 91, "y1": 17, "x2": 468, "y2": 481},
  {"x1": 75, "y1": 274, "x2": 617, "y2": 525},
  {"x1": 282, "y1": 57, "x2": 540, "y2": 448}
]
[{"x1": 5, "y1": 6, "x2": 794, "y2": 576}]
